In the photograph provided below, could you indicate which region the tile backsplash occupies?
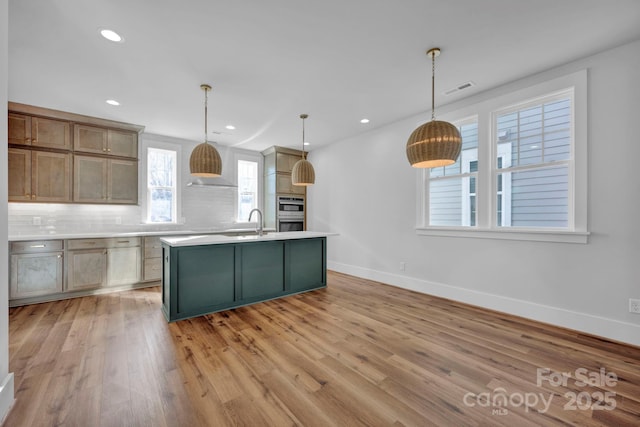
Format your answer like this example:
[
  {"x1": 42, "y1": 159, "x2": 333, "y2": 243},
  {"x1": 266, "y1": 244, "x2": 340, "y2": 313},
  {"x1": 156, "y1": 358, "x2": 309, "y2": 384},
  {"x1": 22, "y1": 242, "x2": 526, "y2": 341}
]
[{"x1": 8, "y1": 185, "x2": 239, "y2": 236}]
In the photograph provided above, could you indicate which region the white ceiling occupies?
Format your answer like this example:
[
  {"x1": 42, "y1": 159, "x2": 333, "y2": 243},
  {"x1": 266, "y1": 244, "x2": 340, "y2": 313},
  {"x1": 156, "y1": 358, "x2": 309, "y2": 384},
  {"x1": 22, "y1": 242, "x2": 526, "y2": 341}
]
[{"x1": 8, "y1": 0, "x2": 640, "y2": 153}]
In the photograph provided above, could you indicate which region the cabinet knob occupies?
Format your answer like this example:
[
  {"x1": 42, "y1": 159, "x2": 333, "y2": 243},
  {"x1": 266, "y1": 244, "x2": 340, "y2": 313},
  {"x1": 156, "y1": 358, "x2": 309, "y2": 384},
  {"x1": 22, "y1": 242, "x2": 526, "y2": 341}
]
[
  {"x1": 26, "y1": 138, "x2": 31, "y2": 142},
  {"x1": 32, "y1": 140, "x2": 37, "y2": 144},
  {"x1": 31, "y1": 195, "x2": 35, "y2": 199},
  {"x1": 57, "y1": 254, "x2": 62, "y2": 259},
  {"x1": 103, "y1": 148, "x2": 107, "y2": 152},
  {"x1": 107, "y1": 148, "x2": 111, "y2": 152}
]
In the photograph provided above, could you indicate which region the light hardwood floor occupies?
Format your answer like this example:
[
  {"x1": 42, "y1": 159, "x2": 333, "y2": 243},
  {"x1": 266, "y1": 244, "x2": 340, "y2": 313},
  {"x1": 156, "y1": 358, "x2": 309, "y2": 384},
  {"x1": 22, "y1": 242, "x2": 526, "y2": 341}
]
[{"x1": 6, "y1": 271, "x2": 640, "y2": 426}]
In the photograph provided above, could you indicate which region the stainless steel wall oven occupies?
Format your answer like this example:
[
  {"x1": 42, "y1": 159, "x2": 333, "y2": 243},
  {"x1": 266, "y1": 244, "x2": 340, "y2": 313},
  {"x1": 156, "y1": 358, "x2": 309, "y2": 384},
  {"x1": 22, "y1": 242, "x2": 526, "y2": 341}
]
[{"x1": 277, "y1": 196, "x2": 304, "y2": 232}]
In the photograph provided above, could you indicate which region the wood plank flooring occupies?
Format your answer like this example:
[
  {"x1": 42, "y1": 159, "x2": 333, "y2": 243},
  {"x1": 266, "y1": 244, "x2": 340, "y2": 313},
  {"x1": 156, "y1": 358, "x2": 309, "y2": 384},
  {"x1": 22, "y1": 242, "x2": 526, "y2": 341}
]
[{"x1": 6, "y1": 271, "x2": 640, "y2": 426}]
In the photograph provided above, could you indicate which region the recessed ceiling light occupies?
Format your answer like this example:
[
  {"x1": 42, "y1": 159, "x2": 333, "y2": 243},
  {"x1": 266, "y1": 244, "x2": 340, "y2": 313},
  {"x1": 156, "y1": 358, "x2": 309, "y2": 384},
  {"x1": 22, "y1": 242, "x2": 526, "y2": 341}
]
[
  {"x1": 303, "y1": 141, "x2": 310, "y2": 146},
  {"x1": 100, "y1": 29, "x2": 124, "y2": 43},
  {"x1": 360, "y1": 118, "x2": 370, "y2": 124},
  {"x1": 106, "y1": 99, "x2": 120, "y2": 106},
  {"x1": 225, "y1": 125, "x2": 235, "y2": 130}
]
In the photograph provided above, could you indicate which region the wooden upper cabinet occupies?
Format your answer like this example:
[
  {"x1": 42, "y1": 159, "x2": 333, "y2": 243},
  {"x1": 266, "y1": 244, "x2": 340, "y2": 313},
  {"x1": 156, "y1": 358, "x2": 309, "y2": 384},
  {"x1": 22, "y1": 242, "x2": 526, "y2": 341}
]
[
  {"x1": 8, "y1": 148, "x2": 71, "y2": 202},
  {"x1": 74, "y1": 155, "x2": 108, "y2": 203},
  {"x1": 74, "y1": 155, "x2": 138, "y2": 204},
  {"x1": 31, "y1": 117, "x2": 71, "y2": 150},
  {"x1": 276, "y1": 152, "x2": 302, "y2": 173},
  {"x1": 31, "y1": 151, "x2": 72, "y2": 202},
  {"x1": 109, "y1": 159, "x2": 138, "y2": 203},
  {"x1": 74, "y1": 124, "x2": 108, "y2": 154},
  {"x1": 8, "y1": 148, "x2": 32, "y2": 201},
  {"x1": 108, "y1": 129, "x2": 138, "y2": 158},
  {"x1": 8, "y1": 113, "x2": 31, "y2": 145},
  {"x1": 74, "y1": 125, "x2": 137, "y2": 158}
]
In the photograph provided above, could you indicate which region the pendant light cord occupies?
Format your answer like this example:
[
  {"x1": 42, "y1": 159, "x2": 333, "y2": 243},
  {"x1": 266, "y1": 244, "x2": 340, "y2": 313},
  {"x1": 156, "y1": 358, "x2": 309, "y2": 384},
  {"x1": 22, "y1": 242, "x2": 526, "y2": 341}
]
[
  {"x1": 300, "y1": 114, "x2": 308, "y2": 158},
  {"x1": 431, "y1": 51, "x2": 436, "y2": 121},
  {"x1": 204, "y1": 87, "x2": 209, "y2": 144}
]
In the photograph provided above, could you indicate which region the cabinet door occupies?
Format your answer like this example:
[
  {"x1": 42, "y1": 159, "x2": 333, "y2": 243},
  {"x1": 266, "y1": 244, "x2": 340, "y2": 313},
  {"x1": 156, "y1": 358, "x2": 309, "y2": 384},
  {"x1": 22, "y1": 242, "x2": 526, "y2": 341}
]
[
  {"x1": 240, "y1": 241, "x2": 285, "y2": 299},
  {"x1": 66, "y1": 249, "x2": 107, "y2": 291},
  {"x1": 10, "y1": 252, "x2": 64, "y2": 299},
  {"x1": 32, "y1": 151, "x2": 71, "y2": 202},
  {"x1": 8, "y1": 148, "x2": 32, "y2": 201},
  {"x1": 74, "y1": 124, "x2": 107, "y2": 154},
  {"x1": 31, "y1": 117, "x2": 71, "y2": 150},
  {"x1": 74, "y1": 155, "x2": 107, "y2": 203},
  {"x1": 108, "y1": 129, "x2": 138, "y2": 158},
  {"x1": 287, "y1": 238, "x2": 325, "y2": 292},
  {"x1": 143, "y1": 258, "x2": 162, "y2": 281},
  {"x1": 276, "y1": 174, "x2": 305, "y2": 195},
  {"x1": 8, "y1": 113, "x2": 31, "y2": 145},
  {"x1": 276, "y1": 152, "x2": 300, "y2": 173},
  {"x1": 107, "y1": 246, "x2": 141, "y2": 286},
  {"x1": 108, "y1": 159, "x2": 138, "y2": 203}
]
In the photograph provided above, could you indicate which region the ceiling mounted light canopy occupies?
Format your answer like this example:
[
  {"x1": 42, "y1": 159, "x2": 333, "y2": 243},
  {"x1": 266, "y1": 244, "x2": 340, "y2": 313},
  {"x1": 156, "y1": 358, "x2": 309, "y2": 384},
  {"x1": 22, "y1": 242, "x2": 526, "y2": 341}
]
[
  {"x1": 406, "y1": 47, "x2": 462, "y2": 168},
  {"x1": 292, "y1": 114, "x2": 315, "y2": 186},
  {"x1": 190, "y1": 84, "x2": 222, "y2": 177}
]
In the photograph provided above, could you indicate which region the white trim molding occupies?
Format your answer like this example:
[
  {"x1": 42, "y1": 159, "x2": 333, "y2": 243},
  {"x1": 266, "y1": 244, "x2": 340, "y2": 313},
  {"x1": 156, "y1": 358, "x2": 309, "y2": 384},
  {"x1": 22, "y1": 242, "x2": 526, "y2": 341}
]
[{"x1": 0, "y1": 373, "x2": 14, "y2": 424}]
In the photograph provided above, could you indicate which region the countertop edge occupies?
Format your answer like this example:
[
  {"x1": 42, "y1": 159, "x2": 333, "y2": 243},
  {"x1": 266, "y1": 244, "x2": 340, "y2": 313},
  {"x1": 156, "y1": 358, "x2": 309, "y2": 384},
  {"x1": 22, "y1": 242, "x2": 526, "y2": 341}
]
[
  {"x1": 8, "y1": 228, "x2": 278, "y2": 242},
  {"x1": 160, "y1": 231, "x2": 338, "y2": 247}
]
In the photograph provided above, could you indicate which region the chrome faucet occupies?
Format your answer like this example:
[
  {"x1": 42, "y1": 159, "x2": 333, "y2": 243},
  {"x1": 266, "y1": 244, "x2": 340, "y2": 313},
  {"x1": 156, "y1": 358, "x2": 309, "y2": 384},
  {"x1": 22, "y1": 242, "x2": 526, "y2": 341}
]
[{"x1": 248, "y1": 208, "x2": 264, "y2": 236}]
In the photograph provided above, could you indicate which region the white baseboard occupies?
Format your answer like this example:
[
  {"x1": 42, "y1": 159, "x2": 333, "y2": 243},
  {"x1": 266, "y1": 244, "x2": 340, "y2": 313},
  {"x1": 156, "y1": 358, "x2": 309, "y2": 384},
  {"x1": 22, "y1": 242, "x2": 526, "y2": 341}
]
[
  {"x1": 0, "y1": 373, "x2": 14, "y2": 425},
  {"x1": 328, "y1": 261, "x2": 640, "y2": 348}
]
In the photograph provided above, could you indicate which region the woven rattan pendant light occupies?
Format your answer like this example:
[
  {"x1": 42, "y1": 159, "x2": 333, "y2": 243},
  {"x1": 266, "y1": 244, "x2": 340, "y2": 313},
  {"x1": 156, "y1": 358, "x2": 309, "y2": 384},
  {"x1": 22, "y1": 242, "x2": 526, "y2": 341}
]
[
  {"x1": 292, "y1": 114, "x2": 315, "y2": 186},
  {"x1": 190, "y1": 84, "x2": 222, "y2": 177},
  {"x1": 406, "y1": 48, "x2": 462, "y2": 168}
]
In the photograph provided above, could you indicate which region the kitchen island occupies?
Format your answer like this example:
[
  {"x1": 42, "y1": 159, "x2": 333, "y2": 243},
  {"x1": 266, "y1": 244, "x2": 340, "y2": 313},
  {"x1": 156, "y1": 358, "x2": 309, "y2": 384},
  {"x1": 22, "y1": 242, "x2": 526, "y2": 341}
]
[{"x1": 160, "y1": 231, "x2": 333, "y2": 322}]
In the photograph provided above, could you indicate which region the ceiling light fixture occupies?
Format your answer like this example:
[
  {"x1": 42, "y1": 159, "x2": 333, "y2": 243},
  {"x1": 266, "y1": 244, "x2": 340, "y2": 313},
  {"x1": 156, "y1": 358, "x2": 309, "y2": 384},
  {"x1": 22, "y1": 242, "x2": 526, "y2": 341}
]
[
  {"x1": 189, "y1": 84, "x2": 222, "y2": 177},
  {"x1": 406, "y1": 47, "x2": 462, "y2": 168},
  {"x1": 291, "y1": 114, "x2": 315, "y2": 186},
  {"x1": 100, "y1": 29, "x2": 123, "y2": 43},
  {"x1": 360, "y1": 118, "x2": 370, "y2": 124},
  {"x1": 106, "y1": 99, "x2": 120, "y2": 106},
  {"x1": 225, "y1": 125, "x2": 235, "y2": 130}
]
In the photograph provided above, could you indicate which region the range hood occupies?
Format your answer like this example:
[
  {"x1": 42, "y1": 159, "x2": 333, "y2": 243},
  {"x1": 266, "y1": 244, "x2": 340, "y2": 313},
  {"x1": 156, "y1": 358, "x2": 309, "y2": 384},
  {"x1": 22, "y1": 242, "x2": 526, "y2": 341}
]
[{"x1": 187, "y1": 177, "x2": 237, "y2": 188}]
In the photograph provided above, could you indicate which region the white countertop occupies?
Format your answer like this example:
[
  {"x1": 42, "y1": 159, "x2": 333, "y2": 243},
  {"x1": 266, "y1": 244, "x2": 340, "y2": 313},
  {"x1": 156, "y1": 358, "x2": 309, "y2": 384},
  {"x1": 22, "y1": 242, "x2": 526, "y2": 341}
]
[
  {"x1": 160, "y1": 231, "x2": 337, "y2": 247},
  {"x1": 8, "y1": 227, "x2": 277, "y2": 242}
]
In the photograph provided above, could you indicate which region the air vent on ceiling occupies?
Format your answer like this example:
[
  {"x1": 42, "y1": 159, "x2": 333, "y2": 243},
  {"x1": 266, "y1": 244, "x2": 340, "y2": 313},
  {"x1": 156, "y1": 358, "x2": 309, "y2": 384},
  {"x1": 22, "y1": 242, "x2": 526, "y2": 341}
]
[{"x1": 443, "y1": 81, "x2": 475, "y2": 96}]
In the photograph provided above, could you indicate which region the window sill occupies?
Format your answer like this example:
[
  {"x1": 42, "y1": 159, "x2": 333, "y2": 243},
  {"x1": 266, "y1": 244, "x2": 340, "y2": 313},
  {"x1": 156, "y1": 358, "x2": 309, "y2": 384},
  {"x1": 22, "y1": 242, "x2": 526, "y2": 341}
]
[{"x1": 416, "y1": 227, "x2": 589, "y2": 244}]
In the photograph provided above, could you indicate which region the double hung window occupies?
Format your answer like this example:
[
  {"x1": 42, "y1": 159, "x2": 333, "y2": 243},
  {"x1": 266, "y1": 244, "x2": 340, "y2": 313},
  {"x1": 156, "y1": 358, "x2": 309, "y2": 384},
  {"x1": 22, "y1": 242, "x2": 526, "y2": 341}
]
[{"x1": 419, "y1": 70, "x2": 587, "y2": 243}]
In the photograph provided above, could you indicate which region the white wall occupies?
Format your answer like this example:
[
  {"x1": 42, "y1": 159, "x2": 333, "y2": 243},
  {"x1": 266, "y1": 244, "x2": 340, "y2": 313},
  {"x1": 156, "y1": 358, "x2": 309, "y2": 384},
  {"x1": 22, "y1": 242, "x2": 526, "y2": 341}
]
[
  {"x1": 307, "y1": 38, "x2": 640, "y2": 346},
  {"x1": 1, "y1": 0, "x2": 15, "y2": 419}
]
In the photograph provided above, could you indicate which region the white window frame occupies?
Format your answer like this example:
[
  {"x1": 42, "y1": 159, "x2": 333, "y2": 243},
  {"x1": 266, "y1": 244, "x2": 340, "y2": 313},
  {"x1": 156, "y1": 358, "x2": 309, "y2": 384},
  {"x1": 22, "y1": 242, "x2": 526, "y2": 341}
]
[
  {"x1": 140, "y1": 135, "x2": 182, "y2": 225},
  {"x1": 417, "y1": 70, "x2": 588, "y2": 243},
  {"x1": 234, "y1": 149, "x2": 263, "y2": 223}
]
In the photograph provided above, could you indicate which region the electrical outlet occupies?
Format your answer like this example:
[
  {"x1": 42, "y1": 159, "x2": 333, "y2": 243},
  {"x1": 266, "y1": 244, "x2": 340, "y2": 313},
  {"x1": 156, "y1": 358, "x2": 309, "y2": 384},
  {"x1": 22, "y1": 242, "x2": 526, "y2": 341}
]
[
  {"x1": 115, "y1": 216, "x2": 122, "y2": 225},
  {"x1": 630, "y1": 299, "x2": 640, "y2": 314},
  {"x1": 400, "y1": 262, "x2": 406, "y2": 271}
]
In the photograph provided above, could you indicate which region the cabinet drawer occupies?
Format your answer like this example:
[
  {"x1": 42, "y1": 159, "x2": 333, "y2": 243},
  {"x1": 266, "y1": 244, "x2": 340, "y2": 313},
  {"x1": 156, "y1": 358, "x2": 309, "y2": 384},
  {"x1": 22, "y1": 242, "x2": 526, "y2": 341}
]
[
  {"x1": 67, "y1": 238, "x2": 107, "y2": 250},
  {"x1": 11, "y1": 240, "x2": 63, "y2": 253},
  {"x1": 143, "y1": 258, "x2": 162, "y2": 281},
  {"x1": 105, "y1": 237, "x2": 141, "y2": 248}
]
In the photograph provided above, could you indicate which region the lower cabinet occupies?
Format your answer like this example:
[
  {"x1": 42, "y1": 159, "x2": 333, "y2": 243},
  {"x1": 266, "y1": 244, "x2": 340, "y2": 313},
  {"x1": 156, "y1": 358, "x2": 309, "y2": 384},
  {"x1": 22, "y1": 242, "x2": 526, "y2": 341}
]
[
  {"x1": 10, "y1": 240, "x2": 64, "y2": 299},
  {"x1": 142, "y1": 236, "x2": 162, "y2": 281},
  {"x1": 9, "y1": 237, "x2": 143, "y2": 305},
  {"x1": 106, "y1": 246, "x2": 141, "y2": 287},
  {"x1": 66, "y1": 248, "x2": 107, "y2": 291},
  {"x1": 162, "y1": 237, "x2": 327, "y2": 322}
]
